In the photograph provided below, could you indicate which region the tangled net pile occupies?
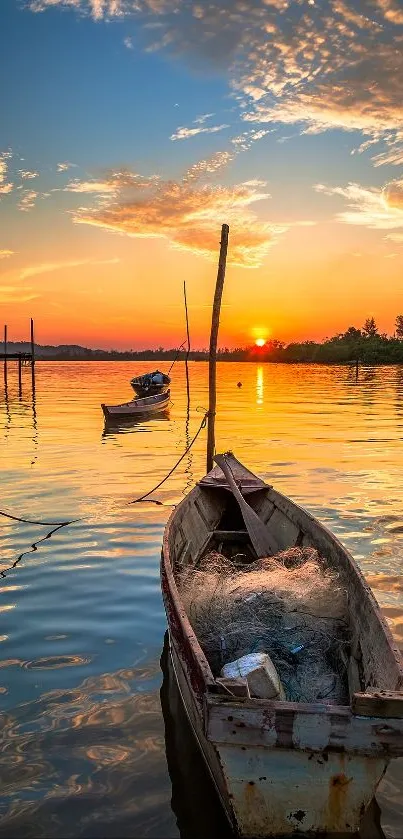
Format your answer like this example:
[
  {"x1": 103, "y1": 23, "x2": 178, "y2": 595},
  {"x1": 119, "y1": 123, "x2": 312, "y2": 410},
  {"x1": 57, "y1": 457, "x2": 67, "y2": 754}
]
[{"x1": 179, "y1": 547, "x2": 350, "y2": 704}]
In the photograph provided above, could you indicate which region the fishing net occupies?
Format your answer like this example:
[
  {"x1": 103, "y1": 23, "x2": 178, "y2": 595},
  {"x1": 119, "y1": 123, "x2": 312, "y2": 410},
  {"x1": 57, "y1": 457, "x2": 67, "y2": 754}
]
[{"x1": 178, "y1": 547, "x2": 350, "y2": 704}]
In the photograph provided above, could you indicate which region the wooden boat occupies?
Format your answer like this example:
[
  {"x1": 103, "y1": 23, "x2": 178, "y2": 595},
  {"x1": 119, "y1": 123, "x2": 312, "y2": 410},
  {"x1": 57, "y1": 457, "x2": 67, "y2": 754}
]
[
  {"x1": 130, "y1": 370, "x2": 171, "y2": 396},
  {"x1": 101, "y1": 389, "x2": 170, "y2": 421},
  {"x1": 161, "y1": 452, "x2": 403, "y2": 838}
]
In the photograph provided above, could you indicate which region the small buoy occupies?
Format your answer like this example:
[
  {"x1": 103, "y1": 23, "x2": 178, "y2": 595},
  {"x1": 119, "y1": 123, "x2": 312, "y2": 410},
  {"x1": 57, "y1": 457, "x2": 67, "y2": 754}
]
[{"x1": 237, "y1": 382, "x2": 242, "y2": 388}]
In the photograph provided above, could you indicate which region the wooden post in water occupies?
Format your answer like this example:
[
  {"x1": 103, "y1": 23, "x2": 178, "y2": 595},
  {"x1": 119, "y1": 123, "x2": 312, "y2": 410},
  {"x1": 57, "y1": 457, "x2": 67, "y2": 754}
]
[
  {"x1": 3, "y1": 325, "x2": 7, "y2": 385},
  {"x1": 30, "y1": 317, "x2": 36, "y2": 392},
  {"x1": 183, "y1": 281, "x2": 191, "y2": 406},
  {"x1": 18, "y1": 355, "x2": 22, "y2": 395},
  {"x1": 206, "y1": 223, "x2": 229, "y2": 473}
]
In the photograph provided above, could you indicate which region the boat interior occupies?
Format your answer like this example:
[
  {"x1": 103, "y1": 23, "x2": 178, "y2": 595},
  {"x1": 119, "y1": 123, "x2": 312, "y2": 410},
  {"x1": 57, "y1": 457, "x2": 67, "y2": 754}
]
[{"x1": 167, "y1": 457, "x2": 403, "y2": 706}]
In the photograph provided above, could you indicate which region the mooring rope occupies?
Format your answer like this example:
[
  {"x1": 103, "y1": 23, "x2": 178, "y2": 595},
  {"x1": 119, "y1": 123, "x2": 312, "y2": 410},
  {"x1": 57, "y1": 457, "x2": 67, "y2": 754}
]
[
  {"x1": 0, "y1": 522, "x2": 67, "y2": 579},
  {"x1": 0, "y1": 511, "x2": 80, "y2": 527},
  {"x1": 0, "y1": 410, "x2": 209, "y2": 576},
  {"x1": 167, "y1": 341, "x2": 187, "y2": 375},
  {"x1": 130, "y1": 410, "x2": 208, "y2": 503}
]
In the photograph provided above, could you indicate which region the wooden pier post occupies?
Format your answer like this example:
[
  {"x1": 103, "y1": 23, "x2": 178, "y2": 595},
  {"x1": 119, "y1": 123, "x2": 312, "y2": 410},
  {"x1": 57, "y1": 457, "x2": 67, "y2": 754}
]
[
  {"x1": 18, "y1": 355, "x2": 22, "y2": 395},
  {"x1": 207, "y1": 224, "x2": 229, "y2": 473},
  {"x1": 30, "y1": 317, "x2": 36, "y2": 392},
  {"x1": 3, "y1": 325, "x2": 7, "y2": 385}
]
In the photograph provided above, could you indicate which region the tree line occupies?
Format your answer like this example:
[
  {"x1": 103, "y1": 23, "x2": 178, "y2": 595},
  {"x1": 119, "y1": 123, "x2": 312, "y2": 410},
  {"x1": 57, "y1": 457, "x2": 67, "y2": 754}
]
[{"x1": 7, "y1": 316, "x2": 403, "y2": 363}]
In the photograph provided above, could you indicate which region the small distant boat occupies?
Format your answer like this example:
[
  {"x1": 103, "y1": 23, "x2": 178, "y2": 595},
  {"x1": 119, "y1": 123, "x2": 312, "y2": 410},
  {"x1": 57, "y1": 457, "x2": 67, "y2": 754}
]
[
  {"x1": 130, "y1": 370, "x2": 171, "y2": 396},
  {"x1": 101, "y1": 389, "x2": 170, "y2": 421},
  {"x1": 161, "y1": 452, "x2": 403, "y2": 837}
]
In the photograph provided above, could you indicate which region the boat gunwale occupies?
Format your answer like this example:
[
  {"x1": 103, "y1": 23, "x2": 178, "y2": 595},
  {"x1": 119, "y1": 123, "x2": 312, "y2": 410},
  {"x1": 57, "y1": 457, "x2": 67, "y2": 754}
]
[
  {"x1": 102, "y1": 389, "x2": 170, "y2": 415},
  {"x1": 162, "y1": 467, "x2": 403, "y2": 717},
  {"x1": 162, "y1": 483, "x2": 217, "y2": 694}
]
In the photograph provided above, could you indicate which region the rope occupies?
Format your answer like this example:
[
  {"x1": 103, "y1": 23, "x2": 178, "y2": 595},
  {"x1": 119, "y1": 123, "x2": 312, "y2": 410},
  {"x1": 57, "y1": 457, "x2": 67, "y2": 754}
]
[
  {"x1": 130, "y1": 411, "x2": 208, "y2": 503},
  {"x1": 0, "y1": 511, "x2": 79, "y2": 527},
  {"x1": 167, "y1": 341, "x2": 186, "y2": 375},
  {"x1": 0, "y1": 522, "x2": 69, "y2": 579},
  {"x1": 0, "y1": 410, "x2": 209, "y2": 574}
]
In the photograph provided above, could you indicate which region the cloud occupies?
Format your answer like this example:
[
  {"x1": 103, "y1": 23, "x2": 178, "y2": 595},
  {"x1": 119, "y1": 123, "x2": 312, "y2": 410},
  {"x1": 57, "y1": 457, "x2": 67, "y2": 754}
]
[
  {"x1": 69, "y1": 158, "x2": 279, "y2": 267},
  {"x1": 170, "y1": 123, "x2": 230, "y2": 141},
  {"x1": 231, "y1": 129, "x2": 271, "y2": 152},
  {"x1": 314, "y1": 181, "x2": 403, "y2": 230},
  {"x1": 0, "y1": 286, "x2": 39, "y2": 304},
  {"x1": 18, "y1": 170, "x2": 39, "y2": 180},
  {"x1": 123, "y1": 35, "x2": 133, "y2": 48},
  {"x1": 62, "y1": 179, "x2": 119, "y2": 194},
  {"x1": 386, "y1": 232, "x2": 403, "y2": 243},
  {"x1": 384, "y1": 178, "x2": 403, "y2": 210},
  {"x1": 0, "y1": 250, "x2": 15, "y2": 259},
  {"x1": 20, "y1": 256, "x2": 120, "y2": 281},
  {"x1": 0, "y1": 151, "x2": 13, "y2": 196},
  {"x1": 29, "y1": 0, "x2": 111, "y2": 18},
  {"x1": 27, "y1": 1, "x2": 403, "y2": 165},
  {"x1": 17, "y1": 189, "x2": 50, "y2": 211},
  {"x1": 183, "y1": 151, "x2": 234, "y2": 181},
  {"x1": 57, "y1": 161, "x2": 77, "y2": 172}
]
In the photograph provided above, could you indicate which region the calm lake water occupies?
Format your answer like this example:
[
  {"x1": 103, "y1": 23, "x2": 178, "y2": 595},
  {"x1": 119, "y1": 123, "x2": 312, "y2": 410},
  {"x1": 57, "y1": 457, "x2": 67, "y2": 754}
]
[{"x1": 1, "y1": 361, "x2": 402, "y2": 838}]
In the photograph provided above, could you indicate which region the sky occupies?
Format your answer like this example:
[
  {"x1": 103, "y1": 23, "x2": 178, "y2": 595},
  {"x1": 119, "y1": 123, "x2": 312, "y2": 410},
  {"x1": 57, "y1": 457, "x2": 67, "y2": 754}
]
[{"x1": 0, "y1": 0, "x2": 402, "y2": 350}]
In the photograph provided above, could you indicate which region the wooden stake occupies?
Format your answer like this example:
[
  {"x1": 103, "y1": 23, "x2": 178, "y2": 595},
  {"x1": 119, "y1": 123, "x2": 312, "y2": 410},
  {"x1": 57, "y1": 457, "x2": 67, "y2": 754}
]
[
  {"x1": 207, "y1": 224, "x2": 229, "y2": 473},
  {"x1": 18, "y1": 355, "x2": 22, "y2": 396},
  {"x1": 3, "y1": 325, "x2": 7, "y2": 386},
  {"x1": 30, "y1": 318, "x2": 35, "y2": 364},
  {"x1": 30, "y1": 317, "x2": 36, "y2": 393},
  {"x1": 183, "y1": 280, "x2": 191, "y2": 406}
]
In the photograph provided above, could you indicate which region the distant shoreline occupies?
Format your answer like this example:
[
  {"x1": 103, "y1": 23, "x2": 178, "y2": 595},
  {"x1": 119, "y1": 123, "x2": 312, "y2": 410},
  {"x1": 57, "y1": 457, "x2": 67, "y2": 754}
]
[
  {"x1": 9, "y1": 356, "x2": 403, "y2": 366},
  {"x1": 5, "y1": 326, "x2": 403, "y2": 365}
]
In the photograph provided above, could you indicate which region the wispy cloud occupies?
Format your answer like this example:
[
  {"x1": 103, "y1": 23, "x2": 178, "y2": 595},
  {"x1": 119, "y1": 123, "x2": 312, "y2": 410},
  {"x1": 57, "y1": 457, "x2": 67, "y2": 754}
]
[
  {"x1": 171, "y1": 122, "x2": 230, "y2": 142},
  {"x1": 57, "y1": 161, "x2": 77, "y2": 173},
  {"x1": 18, "y1": 170, "x2": 39, "y2": 180},
  {"x1": 183, "y1": 151, "x2": 234, "y2": 181},
  {"x1": 231, "y1": 129, "x2": 271, "y2": 153},
  {"x1": 123, "y1": 35, "x2": 133, "y2": 49},
  {"x1": 62, "y1": 179, "x2": 119, "y2": 194},
  {"x1": 0, "y1": 250, "x2": 15, "y2": 259},
  {"x1": 386, "y1": 232, "x2": 403, "y2": 243},
  {"x1": 20, "y1": 256, "x2": 120, "y2": 281},
  {"x1": 0, "y1": 151, "x2": 13, "y2": 196},
  {"x1": 314, "y1": 180, "x2": 403, "y2": 231},
  {"x1": 0, "y1": 286, "x2": 39, "y2": 304},
  {"x1": 18, "y1": 189, "x2": 50, "y2": 212},
  {"x1": 70, "y1": 157, "x2": 280, "y2": 267}
]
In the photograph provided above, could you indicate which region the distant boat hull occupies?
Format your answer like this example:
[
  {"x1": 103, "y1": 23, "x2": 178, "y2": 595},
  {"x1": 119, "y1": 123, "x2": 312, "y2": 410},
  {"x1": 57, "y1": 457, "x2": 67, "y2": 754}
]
[
  {"x1": 161, "y1": 454, "x2": 403, "y2": 837},
  {"x1": 101, "y1": 389, "x2": 170, "y2": 420},
  {"x1": 130, "y1": 371, "x2": 171, "y2": 397}
]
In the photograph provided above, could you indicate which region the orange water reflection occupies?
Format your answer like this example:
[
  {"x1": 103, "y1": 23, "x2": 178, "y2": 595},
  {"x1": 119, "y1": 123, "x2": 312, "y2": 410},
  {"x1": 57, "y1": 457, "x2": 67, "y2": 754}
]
[{"x1": 1, "y1": 361, "x2": 403, "y2": 836}]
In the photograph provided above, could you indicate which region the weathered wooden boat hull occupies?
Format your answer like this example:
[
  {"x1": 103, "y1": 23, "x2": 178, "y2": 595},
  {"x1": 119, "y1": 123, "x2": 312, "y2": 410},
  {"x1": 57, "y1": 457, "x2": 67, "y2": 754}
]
[
  {"x1": 161, "y1": 456, "x2": 403, "y2": 837},
  {"x1": 130, "y1": 371, "x2": 171, "y2": 396},
  {"x1": 101, "y1": 389, "x2": 170, "y2": 420},
  {"x1": 168, "y1": 633, "x2": 387, "y2": 837}
]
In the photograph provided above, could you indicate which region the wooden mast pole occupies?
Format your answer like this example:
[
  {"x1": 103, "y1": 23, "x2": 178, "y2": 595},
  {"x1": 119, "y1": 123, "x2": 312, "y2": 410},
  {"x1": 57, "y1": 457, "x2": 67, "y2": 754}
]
[
  {"x1": 206, "y1": 223, "x2": 229, "y2": 473},
  {"x1": 183, "y1": 280, "x2": 191, "y2": 406}
]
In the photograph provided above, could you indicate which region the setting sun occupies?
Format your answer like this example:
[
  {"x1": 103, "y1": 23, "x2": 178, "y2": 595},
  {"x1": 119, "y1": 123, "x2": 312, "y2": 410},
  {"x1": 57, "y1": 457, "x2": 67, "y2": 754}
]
[{"x1": 255, "y1": 338, "x2": 266, "y2": 347}]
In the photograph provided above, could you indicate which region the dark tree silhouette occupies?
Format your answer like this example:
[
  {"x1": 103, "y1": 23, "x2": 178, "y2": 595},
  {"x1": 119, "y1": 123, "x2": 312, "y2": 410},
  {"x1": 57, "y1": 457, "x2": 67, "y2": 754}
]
[
  {"x1": 396, "y1": 315, "x2": 403, "y2": 339},
  {"x1": 362, "y1": 317, "x2": 378, "y2": 337}
]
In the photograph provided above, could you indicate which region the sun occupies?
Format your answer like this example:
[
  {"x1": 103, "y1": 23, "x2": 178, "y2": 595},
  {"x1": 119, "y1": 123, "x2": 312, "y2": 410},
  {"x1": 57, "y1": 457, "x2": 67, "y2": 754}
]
[{"x1": 255, "y1": 338, "x2": 266, "y2": 347}]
